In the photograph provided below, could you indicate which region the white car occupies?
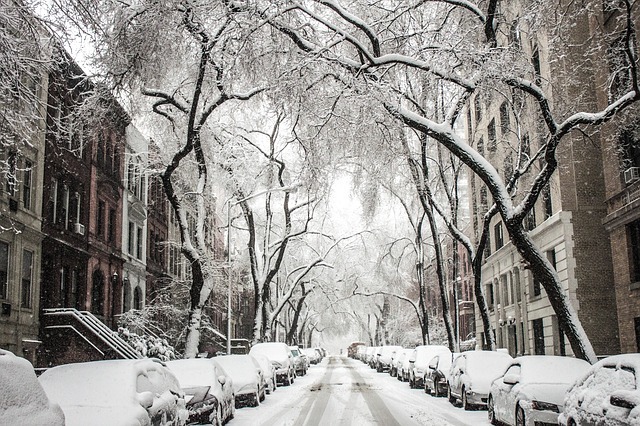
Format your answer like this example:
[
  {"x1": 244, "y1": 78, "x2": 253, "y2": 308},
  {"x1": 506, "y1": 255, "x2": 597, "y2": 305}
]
[
  {"x1": 249, "y1": 342, "x2": 295, "y2": 386},
  {"x1": 488, "y1": 355, "x2": 590, "y2": 426},
  {"x1": 408, "y1": 345, "x2": 451, "y2": 388},
  {"x1": 251, "y1": 353, "x2": 277, "y2": 394},
  {"x1": 376, "y1": 345, "x2": 403, "y2": 372},
  {"x1": 425, "y1": 352, "x2": 459, "y2": 397},
  {"x1": 214, "y1": 355, "x2": 266, "y2": 408},
  {"x1": 559, "y1": 354, "x2": 640, "y2": 426},
  {"x1": 0, "y1": 349, "x2": 65, "y2": 426},
  {"x1": 39, "y1": 358, "x2": 188, "y2": 426},
  {"x1": 398, "y1": 349, "x2": 413, "y2": 382},
  {"x1": 447, "y1": 350, "x2": 513, "y2": 410},
  {"x1": 166, "y1": 358, "x2": 235, "y2": 425}
]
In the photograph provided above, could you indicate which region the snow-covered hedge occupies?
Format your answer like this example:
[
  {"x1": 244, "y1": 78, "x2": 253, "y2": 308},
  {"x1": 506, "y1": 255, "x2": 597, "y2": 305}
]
[{"x1": 118, "y1": 328, "x2": 177, "y2": 361}]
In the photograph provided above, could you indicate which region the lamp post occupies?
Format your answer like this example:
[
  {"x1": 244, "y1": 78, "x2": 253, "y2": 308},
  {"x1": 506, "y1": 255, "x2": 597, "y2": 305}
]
[{"x1": 224, "y1": 185, "x2": 298, "y2": 354}]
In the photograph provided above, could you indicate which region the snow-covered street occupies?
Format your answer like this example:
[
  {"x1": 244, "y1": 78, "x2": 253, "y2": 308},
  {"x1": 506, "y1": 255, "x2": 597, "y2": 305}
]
[{"x1": 224, "y1": 355, "x2": 490, "y2": 426}]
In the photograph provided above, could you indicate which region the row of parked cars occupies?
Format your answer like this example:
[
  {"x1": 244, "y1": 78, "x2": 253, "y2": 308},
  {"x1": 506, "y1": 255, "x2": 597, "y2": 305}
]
[
  {"x1": 353, "y1": 345, "x2": 640, "y2": 426},
  {"x1": 1, "y1": 343, "x2": 327, "y2": 426}
]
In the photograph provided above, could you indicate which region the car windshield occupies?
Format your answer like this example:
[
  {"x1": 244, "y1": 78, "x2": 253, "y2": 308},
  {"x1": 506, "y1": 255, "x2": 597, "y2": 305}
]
[{"x1": 166, "y1": 359, "x2": 217, "y2": 388}]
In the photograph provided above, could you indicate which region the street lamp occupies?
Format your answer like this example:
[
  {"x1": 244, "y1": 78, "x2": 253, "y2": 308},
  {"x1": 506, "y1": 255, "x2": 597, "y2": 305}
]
[{"x1": 224, "y1": 185, "x2": 298, "y2": 354}]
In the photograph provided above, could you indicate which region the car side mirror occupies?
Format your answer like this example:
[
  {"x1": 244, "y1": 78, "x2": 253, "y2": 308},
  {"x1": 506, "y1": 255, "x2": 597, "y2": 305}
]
[
  {"x1": 137, "y1": 391, "x2": 154, "y2": 409},
  {"x1": 503, "y1": 373, "x2": 520, "y2": 385},
  {"x1": 409, "y1": 357, "x2": 416, "y2": 363},
  {"x1": 218, "y1": 375, "x2": 226, "y2": 386},
  {"x1": 610, "y1": 391, "x2": 637, "y2": 409}
]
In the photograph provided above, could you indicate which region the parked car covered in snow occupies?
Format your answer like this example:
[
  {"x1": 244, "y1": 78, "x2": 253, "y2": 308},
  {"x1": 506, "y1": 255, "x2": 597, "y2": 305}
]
[
  {"x1": 424, "y1": 352, "x2": 459, "y2": 397},
  {"x1": 408, "y1": 345, "x2": 451, "y2": 389},
  {"x1": 249, "y1": 342, "x2": 295, "y2": 386},
  {"x1": 251, "y1": 353, "x2": 277, "y2": 394},
  {"x1": 398, "y1": 349, "x2": 413, "y2": 382},
  {"x1": 447, "y1": 350, "x2": 513, "y2": 410},
  {"x1": 376, "y1": 345, "x2": 403, "y2": 373},
  {"x1": 39, "y1": 358, "x2": 188, "y2": 426},
  {"x1": 0, "y1": 349, "x2": 65, "y2": 426},
  {"x1": 488, "y1": 355, "x2": 590, "y2": 426},
  {"x1": 214, "y1": 355, "x2": 266, "y2": 408},
  {"x1": 302, "y1": 347, "x2": 320, "y2": 364},
  {"x1": 166, "y1": 358, "x2": 235, "y2": 425},
  {"x1": 289, "y1": 345, "x2": 307, "y2": 376},
  {"x1": 559, "y1": 354, "x2": 640, "y2": 426},
  {"x1": 389, "y1": 348, "x2": 407, "y2": 377}
]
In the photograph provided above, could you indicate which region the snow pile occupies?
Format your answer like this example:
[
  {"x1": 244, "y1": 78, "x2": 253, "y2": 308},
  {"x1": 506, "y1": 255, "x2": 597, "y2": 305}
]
[
  {"x1": 118, "y1": 327, "x2": 177, "y2": 361},
  {"x1": 0, "y1": 349, "x2": 65, "y2": 426}
]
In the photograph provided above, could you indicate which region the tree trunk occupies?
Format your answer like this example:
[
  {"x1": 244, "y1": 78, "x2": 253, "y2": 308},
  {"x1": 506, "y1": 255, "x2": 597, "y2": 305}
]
[{"x1": 507, "y1": 222, "x2": 597, "y2": 362}]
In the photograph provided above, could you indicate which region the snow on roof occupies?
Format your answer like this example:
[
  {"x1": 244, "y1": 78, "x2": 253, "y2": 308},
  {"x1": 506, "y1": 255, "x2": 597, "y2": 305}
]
[
  {"x1": 249, "y1": 342, "x2": 289, "y2": 362},
  {"x1": 166, "y1": 359, "x2": 217, "y2": 388},
  {"x1": 515, "y1": 355, "x2": 590, "y2": 384},
  {"x1": 0, "y1": 350, "x2": 64, "y2": 426}
]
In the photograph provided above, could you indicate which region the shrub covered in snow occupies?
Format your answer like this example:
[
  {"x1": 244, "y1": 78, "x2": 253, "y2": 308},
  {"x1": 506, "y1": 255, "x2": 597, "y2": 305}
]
[{"x1": 118, "y1": 327, "x2": 177, "y2": 361}]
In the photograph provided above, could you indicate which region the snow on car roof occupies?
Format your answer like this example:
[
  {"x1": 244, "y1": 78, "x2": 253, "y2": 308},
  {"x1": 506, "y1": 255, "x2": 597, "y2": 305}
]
[
  {"x1": 464, "y1": 350, "x2": 513, "y2": 378},
  {"x1": 250, "y1": 342, "x2": 289, "y2": 359},
  {"x1": 214, "y1": 355, "x2": 259, "y2": 390},
  {"x1": 514, "y1": 355, "x2": 590, "y2": 384},
  {"x1": 166, "y1": 359, "x2": 217, "y2": 388}
]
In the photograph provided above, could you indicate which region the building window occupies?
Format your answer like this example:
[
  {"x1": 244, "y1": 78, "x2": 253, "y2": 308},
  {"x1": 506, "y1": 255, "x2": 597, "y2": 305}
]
[
  {"x1": 50, "y1": 178, "x2": 58, "y2": 224},
  {"x1": 133, "y1": 286, "x2": 142, "y2": 310},
  {"x1": 108, "y1": 208, "x2": 116, "y2": 243},
  {"x1": 618, "y1": 127, "x2": 640, "y2": 180},
  {"x1": 547, "y1": 249, "x2": 557, "y2": 271},
  {"x1": 22, "y1": 160, "x2": 32, "y2": 210},
  {"x1": 500, "y1": 102, "x2": 510, "y2": 135},
  {"x1": 487, "y1": 282, "x2": 494, "y2": 308},
  {"x1": 543, "y1": 184, "x2": 553, "y2": 219},
  {"x1": 524, "y1": 208, "x2": 536, "y2": 231},
  {"x1": 494, "y1": 222, "x2": 504, "y2": 251},
  {"x1": 91, "y1": 270, "x2": 104, "y2": 315},
  {"x1": 629, "y1": 219, "x2": 640, "y2": 283},
  {"x1": 21, "y1": 250, "x2": 33, "y2": 308},
  {"x1": 97, "y1": 201, "x2": 105, "y2": 239},
  {"x1": 6, "y1": 152, "x2": 17, "y2": 196},
  {"x1": 0, "y1": 242, "x2": 8, "y2": 299},
  {"x1": 532, "y1": 272, "x2": 542, "y2": 298},
  {"x1": 136, "y1": 227, "x2": 143, "y2": 260},
  {"x1": 533, "y1": 318, "x2": 545, "y2": 355},
  {"x1": 488, "y1": 119, "x2": 497, "y2": 152},
  {"x1": 128, "y1": 222, "x2": 135, "y2": 255}
]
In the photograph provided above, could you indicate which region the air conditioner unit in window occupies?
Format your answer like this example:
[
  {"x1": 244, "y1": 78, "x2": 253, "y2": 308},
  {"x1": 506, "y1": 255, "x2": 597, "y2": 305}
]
[
  {"x1": 74, "y1": 222, "x2": 85, "y2": 235},
  {"x1": 624, "y1": 167, "x2": 640, "y2": 184}
]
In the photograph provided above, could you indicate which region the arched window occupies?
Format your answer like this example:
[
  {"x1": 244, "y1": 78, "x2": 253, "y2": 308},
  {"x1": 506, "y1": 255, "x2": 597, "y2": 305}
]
[
  {"x1": 133, "y1": 286, "x2": 142, "y2": 310},
  {"x1": 91, "y1": 270, "x2": 104, "y2": 315}
]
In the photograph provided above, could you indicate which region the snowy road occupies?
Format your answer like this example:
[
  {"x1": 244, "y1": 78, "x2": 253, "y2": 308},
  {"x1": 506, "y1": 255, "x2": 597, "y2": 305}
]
[{"x1": 224, "y1": 356, "x2": 492, "y2": 426}]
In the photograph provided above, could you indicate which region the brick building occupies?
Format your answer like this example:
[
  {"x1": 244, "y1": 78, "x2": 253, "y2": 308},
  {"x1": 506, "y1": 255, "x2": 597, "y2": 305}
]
[{"x1": 467, "y1": 1, "x2": 620, "y2": 357}]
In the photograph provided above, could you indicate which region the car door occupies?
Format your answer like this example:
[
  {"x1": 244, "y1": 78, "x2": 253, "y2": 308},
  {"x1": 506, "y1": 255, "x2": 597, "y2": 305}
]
[
  {"x1": 449, "y1": 356, "x2": 464, "y2": 398},
  {"x1": 499, "y1": 364, "x2": 522, "y2": 426}
]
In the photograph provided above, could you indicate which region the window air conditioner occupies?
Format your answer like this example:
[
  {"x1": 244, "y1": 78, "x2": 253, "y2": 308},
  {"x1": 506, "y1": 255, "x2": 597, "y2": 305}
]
[
  {"x1": 74, "y1": 222, "x2": 85, "y2": 235},
  {"x1": 624, "y1": 167, "x2": 640, "y2": 184}
]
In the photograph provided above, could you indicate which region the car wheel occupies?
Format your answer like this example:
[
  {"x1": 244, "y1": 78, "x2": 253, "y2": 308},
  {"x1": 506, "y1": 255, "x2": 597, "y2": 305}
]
[
  {"x1": 425, "y1": 380, "x2": 430, "y2": 394},
  {"x1": 462, "y1": 388, "x2": 472, "y2": 410},
  {"x1": 260, "y1": 388, "x2": 266, "y2": 402},
  {"x1": 515, "y1": 406, "x2": 525, "y2": 426},
  {"x1": 434, "y1": 381, "x2": 439, "y2": 397},
  {"x1": 567, "y1": 418, "x2": 576, "y2": 426},
  {"x1": 229, "y1": 397, "x2": 236, "y2": 420},
  {"x1": 252, "y1": 391, "x2": 260, "y2": 407},
  {"x1": 285, "y1": 373, "x2": 292, "y2": 386},
  {"x1": 447, "y1": 386, "x2": 455, "y2": 404},
  {"x1": 487, "y1": 395, "x2": 498, "y2": 425}
]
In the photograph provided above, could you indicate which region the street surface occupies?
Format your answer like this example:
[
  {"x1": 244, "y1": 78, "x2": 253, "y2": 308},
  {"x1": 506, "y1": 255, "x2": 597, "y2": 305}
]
[{"x1": 224, "y1": 355, "x2": 491, "y2": 426}]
